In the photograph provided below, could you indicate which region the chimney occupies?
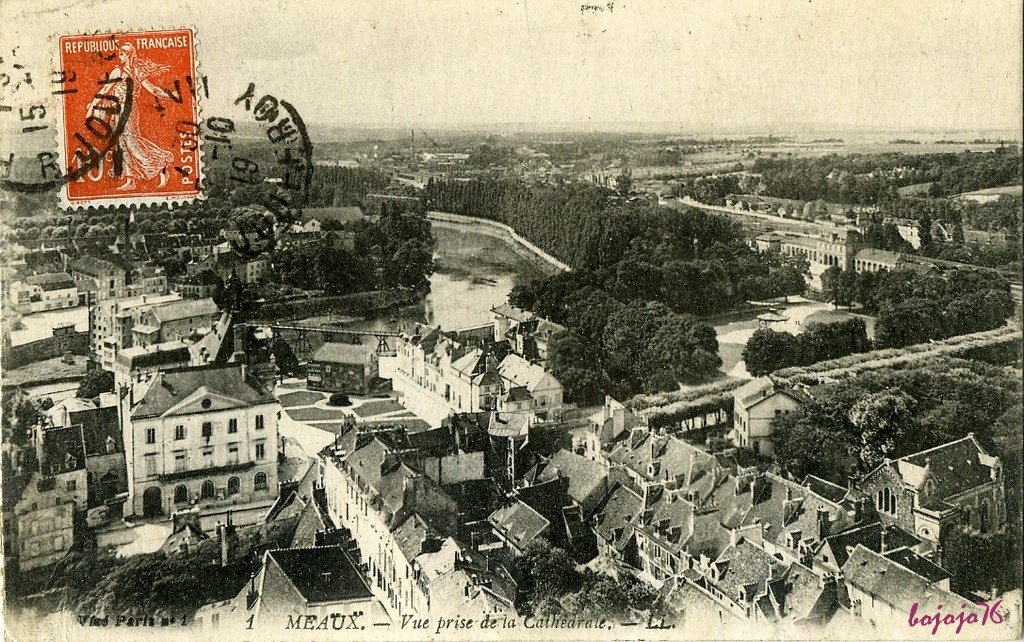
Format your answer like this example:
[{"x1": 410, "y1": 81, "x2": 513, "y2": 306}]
[
  {"x1": 817, "y1": 507, "x2": 830, "y2": 539},
  {"x1": 219, "y1": 522, "x2": 236, "y2": 567}
]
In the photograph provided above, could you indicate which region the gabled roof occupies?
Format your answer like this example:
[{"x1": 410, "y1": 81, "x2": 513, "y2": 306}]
[
  {"x1": 267, "y1": 546, "x2": 373, "y2": 605},
  {"x1": 488, "y1": 500, "x2": 549, "y2": 548},
  {"x1": 593, "y1": 484, "x2": 643, "y2": 552},
  {"x1": 820, "y1": 522, "x2": 919, "y2": 569},
  {"x1": 733, "y1": 377, "x2": 807, "y2": 410},
  {"x1": 130, "y1": 364, "x2": 276, "y2": 419},
  {"x1": 712, "y1": 540, "x2": 783, "y2": 602},
  {"x1": 485, "y1": 412, "x2": 531, "y2": 438},
  {"x1": 894, "y1": 435, "x2": 996, "y2": 505},
  {"x1": 42, "y1": 425, "x2": 87, "y2": 474},
  {"x1": 497, "y1": 353, "x2": 556, "y2": 392},
  {"x1": 534, "y1": 449, "x2": 607, "y2": 510},
  {"x1": 842, "y1": 545, "x2": 975, "y2": 613}
]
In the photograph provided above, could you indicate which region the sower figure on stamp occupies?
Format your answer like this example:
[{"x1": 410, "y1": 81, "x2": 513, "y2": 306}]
[{"x1": 87, "y1": 42, "x2": 175, "y2": 191}]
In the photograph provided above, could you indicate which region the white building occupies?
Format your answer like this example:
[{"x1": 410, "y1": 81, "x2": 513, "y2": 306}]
[
  {"x1": 9, "y1": 272, "x2": 79, "y2": 314},
  {"x1": 120, "y1": 364, "x2": 280, "y2": 519},
  {"x1": 91, "y1": 292, "x2": 183, "y2": 371},
  {"x1": 731, "y1": 378, "x2": 806, "y2": 457}
]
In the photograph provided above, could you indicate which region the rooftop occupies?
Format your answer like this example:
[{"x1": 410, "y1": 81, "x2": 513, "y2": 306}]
[
  {"x1": 130, "y1": 364, "x2": 277, "y2": 419},
  {"x1": 311, "y1": 341, "x2": 375, "y2": 365},
  {"x1": 267, "y1": 546, "x2": 373, "y2": 605}
]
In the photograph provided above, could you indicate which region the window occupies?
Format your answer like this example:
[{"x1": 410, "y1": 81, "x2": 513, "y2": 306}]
[
  {"x1": 66, "y1": 479, "x2": 77, "y2": 492},
  {"x1": 144, "y1": 454, "x2": 158, "y2": 476},
  {"x1": 228, "y1": 444, "x2": 240, "y2": 465},
  {"x1": 105, "y1": 435, "x2": 116, "y2": 454},
  {"x1": 145, "y1": 427, "x2": 156, "y2": 444},
  {"x1": 174, "y1": 485, "x2": 188, "y2": 504},
  {"x1": 980, "y1": 500, "x2": 990, "y2": 533},
  {"x1": 963, "y1": 506, "x2": 972, "y2": 528},
  {"x1": 202, "y1": 447, "x2": 214, "y2": 464},
  {"x1": 254, "y1": 472, "x2": 268, "y2": 491},
  {"x1": 227, "y1": 476, "x2": 240, "y2": 496},
  {"x1": 201, "y1": 480, "x2": 215, "y2": 499},
  {"x1": 174, "y1": 451, "x2": 187, "y2": 473},
  {"x1": 255, "y1": 442, "x2": 266, "y2": 461},
  {"x1": 255, "y1": 414, "x2": 265, "y2": 430},
  {"x1": 174, "y1": 425, "x2": 186, "y2": 440},
  {"x1": 876, "y1": 487, "x2": 898, "y2": 516},
  {"x1": 228, "y1": 418, "x2": 238, "y2": 434},
  {"x1": 202, "y1": 422, "x2": 212, "y2": 438}
]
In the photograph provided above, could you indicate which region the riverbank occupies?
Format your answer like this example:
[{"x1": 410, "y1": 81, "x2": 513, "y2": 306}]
[
  {"x1": 428, "y1": 210, "x2": 571, "y2": 274},
  {"x1": 247, "y1": 287, "x2": 423, "y2": 323}
]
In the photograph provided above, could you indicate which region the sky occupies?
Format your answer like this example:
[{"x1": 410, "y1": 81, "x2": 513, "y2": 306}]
[{"x1": 3, "y1": 0, "x2": 1023, "y2": 133}]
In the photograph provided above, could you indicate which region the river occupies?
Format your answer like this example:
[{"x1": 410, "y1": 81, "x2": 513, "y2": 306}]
[{"x1": 320, "y1": 220, "x2": 552, "y2": 335}]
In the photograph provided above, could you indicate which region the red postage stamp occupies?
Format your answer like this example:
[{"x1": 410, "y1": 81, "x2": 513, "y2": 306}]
[{"x1": 56, "y1": 28, "x2": 201, "y2": 207}]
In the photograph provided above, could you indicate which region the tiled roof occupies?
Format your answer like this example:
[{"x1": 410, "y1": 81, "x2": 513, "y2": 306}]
[
  {"x1": 70, "y1": 255, "x2": 125, "y2": 277},
  {"x1": 130, "y1": 364, "x2": 276, "y2": 419},
  {"x1": 712, "y1": 540, "x2": 783, "y2": 602},
  {"x1": 497, "y1": 353, "x2": 553, "y2": 392},
  {"x1": 486, "y1": 412, "x2": 531, "y2": 438},
  {"x1": 491, "y1": 304, "x2": 534, "y2": 323},
  {"x1": 842, "y1": 545, "x2": 975, "y2": 613},
  {"x1": 593, "y1": 484, "x2": 642, "y2": 552},
  {"x1": 489, "y1": 500, "x2": 549, "y2": 547},
  {"x1": 25, "y1": 272, "x2": 76, "y2": 291},
  {"x1": 114, "y1": 341, "x2": 191, "y2": 370},
  {"x1": 268, "y1": 546, "x2": 373, "y2": 604},
  {"x1": 820, "y1": 522, "x2": 919, "y2": 569},
  {"x1": 534, "y1": 449, "x2": 607, "y2": 510},
  {"x1": 392, "y1": 513, "x2": 439, "y2": 563},
  {"x1": 149, "y1": 298, "x2": 219, "y2": 323},
  {"x1": 802, "y1": 475, "x2": 850, "y2": 504},
  {"x1": 69, "y1": 406, "x2": 122, "y2": 456},
  {"x1": 311, "y1": 341, "x2": 374, "y2": 365},
  {"x1": 41, "y1": 425, "x2": 87, "y2": 475},
  {"x1": 896, "y1": 436, "x2": 995, "y2": 504}
]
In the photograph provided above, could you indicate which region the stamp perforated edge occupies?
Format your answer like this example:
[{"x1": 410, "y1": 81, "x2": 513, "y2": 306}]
[{"x1": 52, "y1": 25, "x2": 206, "y2": 213}]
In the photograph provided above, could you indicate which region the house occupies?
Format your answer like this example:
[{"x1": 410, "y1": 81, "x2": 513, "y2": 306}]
[
  {"x1": 69, "y1": 255, "x2": 126, "y2": 300},
  {"x1": 35, "y1": 425, "x2": 89, "y2": 511},
  {"x1": 527, "y1": 448, "x2": 609, "y2": 517},
  {"x1": 320, "y1": 429, "x2": 470, "y2": 618},
  {"x1": 170, "y1": 270, "x2": 221, "y2": 300},
  {"x1": 132, "y1": 297, "x2": 220, "y2": 347},
  {"x1": 194, "y1": 546, "x2": 386, "y2": 630},
  {"x1": 591, "y1": 483, "x2": 643, "y2": 568},
  {"x1": 12, "y1": 474, "x2": 77, "y2": 570},
  {"x1": 841, "y1": 544, "x2": 983, "y2": 628},
  {"x1": 306, "y1": 342, "x2": 379, "y2": 394},
  {"x1": 731, "y1": 377, "x2": 806, "y2": 456},
  {"x1": 9, "y1": 272, "x2": 78, "y2": 313},
  {"x1": 112, "y1": 341, "x2": 192, "y2": 389},
  {"x1": 89, "y1": 291, "x2": 183, "y2": 370},
  {"x1": 858, "y1": 434, "x2": 1005, "y2": 547},
  {"x1": 121, "y1": 364, "x2": 281, "y2": 519},
  {"x1": 573, "y1": 396, "x2": 640, "y2": 460}
]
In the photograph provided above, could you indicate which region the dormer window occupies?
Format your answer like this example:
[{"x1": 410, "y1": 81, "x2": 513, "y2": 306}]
[{"x1": 105, "y1": 436, "x2": 116, "y2": 453}]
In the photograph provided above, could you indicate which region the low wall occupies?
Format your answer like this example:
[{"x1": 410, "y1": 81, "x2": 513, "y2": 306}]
[
  {"x1": 427, "y1": 211, "x2": 572, "y2": 273},
  {"x1": 2, "y1": 331, "x2": 89, "y2": 370}
]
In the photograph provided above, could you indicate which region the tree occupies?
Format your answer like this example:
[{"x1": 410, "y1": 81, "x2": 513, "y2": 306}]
[
  {"x1": 874, "y1": 298, "x2": 945, "y2": 348},
  {"x1": 616, "y1": 168, "x2": 633, "y2": 196},
  {"x1": 547, "y1": 331, "x2": 606, "y2": 405},
  {"x1": 77, "y1": 370, "x2": 114, "y2": 400},
  {"x1": 821, "y1": 267, "x2": 856, "y2": 308},
  {"x1": 849, "y1": 391, "x2": 916, "y2": 470},
  {"x1": 742, "y1": 329, "x2": 803, "y2": 377}
]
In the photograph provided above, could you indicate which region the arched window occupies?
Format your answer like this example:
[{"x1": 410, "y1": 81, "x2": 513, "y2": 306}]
[
  {"x1": 201, "y1": 480, "x2": 215, "y2": 499},
  {"x1": 227, "y1": 476, "x2": 240, "y2": 496},
  {"x1": 174, "y1": 485, "x2": 188, "y2": 504},
  {"x1": 877, "y1": 488, "x2": 897, "y2": 516},
  {"x1": 980, "y1": 500, "x2": 990, "y2": 533},
  {"x1": 876, "y1": 489, "x2": 884, "y2": 511},
  {"x1": 254, "y1": 472, "x2": 268, "y2": 492},
  {"x1": 891, "y1": 495, "x2": 897, "y2": 517}
]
